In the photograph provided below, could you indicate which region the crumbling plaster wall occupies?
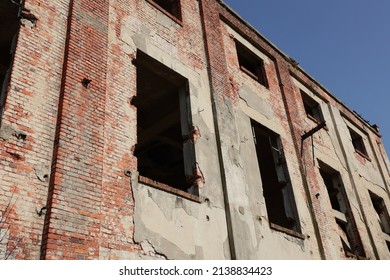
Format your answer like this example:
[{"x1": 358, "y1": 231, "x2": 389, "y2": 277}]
[
  {"x1": 109, "y1": 0, "x2": 229, "y2": 259},
  {"x1": 133, "y1": 178, "x2": 229, "y2": 259},
  {"x1": 1, "y1": 0, "x2": 389, "y2": 260},
  {"x1": 334, "y1": 112, "x2": 390, "y2": 259},
  {"x1": 291, "y1": 77, "x2": 371, "y2": 259},
  {"x1": 218, "y1": 23, "x2": 320, "y2": 259},
  {"x1": 290, "y1": 74, "x2": 390, "y2": 259}
]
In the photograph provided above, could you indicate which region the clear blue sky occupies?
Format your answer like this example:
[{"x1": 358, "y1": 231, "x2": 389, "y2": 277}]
[{"x1": 223, "y1": 0, "x2": 390, "y2": 153}]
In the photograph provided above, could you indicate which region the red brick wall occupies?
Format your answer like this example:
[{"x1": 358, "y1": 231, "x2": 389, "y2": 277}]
[
  {"x1": 0, "y1": 0, "x2": 70, "y2": 259},
  {"x1": 1, "y1": 0, "x2": 388, "y2": 259}
]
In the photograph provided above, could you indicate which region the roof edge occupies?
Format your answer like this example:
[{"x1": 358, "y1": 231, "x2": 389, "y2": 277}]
[{"x1": 217, "y1": 0, "x2": 381, "y2": 137}]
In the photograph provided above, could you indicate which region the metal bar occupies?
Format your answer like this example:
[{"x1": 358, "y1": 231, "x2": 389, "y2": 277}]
[{"x1": 301, "y1": 121, "x2": 327, "y2": 141}]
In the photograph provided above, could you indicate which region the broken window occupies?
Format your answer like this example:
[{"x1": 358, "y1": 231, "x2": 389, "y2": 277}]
[
  {"x1": 319, "y1": 162, "x2": 365, "y2": 257},
  {"x1": 0, "y1": 0, "x2": 22, "y2": 121},
  {"x1": 251, "y1": 121, "x2": 300, "y2": 232},
  {"x1": 236, "y1": 41, "x2": 268, "y2": 87},
  {"x1": 149, "y1": 0, "x2": 182, "y2": 20},
  {"x1": 336, "y1": 219, "x2": 356, "y2": 256},
  {"x1": 134, "y1": 51, "x2": 196, "y2": 195},
  {"x1": 369, "y1": 191, "x2": 390, "y2": 235},
  {"x1": 319, "y1": 167, "x2": 343, "y2": 212},
  {"x1": 300, "y1": 90, "x2": 324, "y2": 124},
  {"x1": 348, "y1": 127, "x2": 369, "y2": 158}
]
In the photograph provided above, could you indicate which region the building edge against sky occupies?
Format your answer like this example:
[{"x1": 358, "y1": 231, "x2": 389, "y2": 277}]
[{"x1": 0, "y1": 0, "x2": 389, "y2": 260}]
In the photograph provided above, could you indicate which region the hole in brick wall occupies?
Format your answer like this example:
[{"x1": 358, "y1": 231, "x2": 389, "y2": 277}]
[
  {"x1": 20, "y1": 8, "x2": 38, "y2": 28},
  {"x1": 0, "y1": 0, "x2": 21, "y2": 120},
  {"x1": 369, "y1": 191, "x2": 390, "y2": 235},
  {"x1": 134, "y1": 51, "x2": 196, "y2": 194},
  {"x1": 251, "y1": 120, "x2": 300, "y2": 232},
  {"x1": 6, "y1": 150, "x2": 22, "y2": 160},
  {"x1": 81, "y1": 78, "x2": 92, "y2": 88},
  {"x1": 13, "y1": 132, "x2": 26, "y2": 141}
]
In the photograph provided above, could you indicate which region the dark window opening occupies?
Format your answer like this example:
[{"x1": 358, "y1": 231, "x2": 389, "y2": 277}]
[
  {"x1": 348, "y1": 127, "x2": 368, "y2": 157},
  {"x1": 369, "y1": 191, "x2": 390, "y2": 235},
  {"x1": 236, "y1": 41, "x2": 268, "y2": 87},
  {"x1": 134, "y1": 51, "x2": 196, "y2": 195},
  {"x1": 386, "y1": 241, "x2": 390, "y2": 253},
  {"x1": 300, "y1": 90, "x2": 324, "y2": 124},
  {"x1": 319, "y1": 162, "x2": 365, "y2": 257},
  {"x1": 0, "y1": 0, "x2": 21, "y2": 121},
  {"x1": 150, "y1": 0, "x2": 181, "y2": 20},
  {"x1": 319, "y1": 168, "x2": 342, "y2": 212},
  {"x1": 251, "y1": 121, "x2": 300, "y2": 232},
  {"x1": 336, "y1": 220, "x2": 355, "y2": 256}
]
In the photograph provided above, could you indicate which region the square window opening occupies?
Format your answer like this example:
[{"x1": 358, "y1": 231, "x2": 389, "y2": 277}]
[
  {"x1": 235, "y1": 41, "x2": 268, "y2": 87},
  {"x1": 348, "y1": 127, "x2": 368, "y2": 157},
  {"x1": 369, "y1": 191, "x2": 390, "y2": 235},
  {"x1": 149, "y1": 0, "x2": 182, "y2": 20},
  {"x1": 251, "y1": 120, "x2": 300, "y2": 233},
  {"x1": 134, "y1": 51, "x2": 197, "y2": 196},
  {"x1": 300, "y1": 90, "x2": 324, "y2": 124},
  {"x1": 0, "y1": 1, "x2": 21, "y2": 122}
]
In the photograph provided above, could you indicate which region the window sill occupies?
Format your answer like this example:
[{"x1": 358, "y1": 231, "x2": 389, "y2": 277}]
[
  {"x1": 240, "y1": 66, "x2": 268, "y2": 88},
  {"x1": 145, "y1": 0, "x2": 183, "y2": 26},
  {"x1": 270, "y1": 223, "x2": 305, "y2": 240},
  {"x1": 355, "y1": 149, "x2": 371, "y2": 161},
  {"x1": 139, "y1": 175, "x2": 201, "y2": 203}
]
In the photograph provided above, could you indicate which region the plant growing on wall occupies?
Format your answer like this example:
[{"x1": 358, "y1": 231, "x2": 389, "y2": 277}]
[{"x1": 0, "y1": 193, "x2": 19, "y2": 260}]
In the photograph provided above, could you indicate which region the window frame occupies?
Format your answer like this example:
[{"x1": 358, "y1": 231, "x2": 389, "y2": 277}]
[
  {"x1": 300, "y1": 90, "x2": 325, "y2": 124},
  {"x1": 235, "y1": 41, "x2": 268, "y2": 88},
  {"x1": 318, "y1": 161, "x2": 366, "y2": 258},
  {"x1": 347, "y1": 127, "x2": 370, "y2": 159},
  {"x1": 134, "y1": 51, "x2": 199, "y2": 201},
  {"x1": 369, "y1": 191, "x2": 390, "y2": 235},
  {"x1": 145, "y1": 0, "x2": 182, "y2": 23},
  {"x1": 251, "y1": 120, "x2": 303, "y2": 238}
]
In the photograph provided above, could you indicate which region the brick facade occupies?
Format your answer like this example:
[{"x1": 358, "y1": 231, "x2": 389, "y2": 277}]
[{"x1": 0, "y1": 0, "x2": 389, "y2": 259}]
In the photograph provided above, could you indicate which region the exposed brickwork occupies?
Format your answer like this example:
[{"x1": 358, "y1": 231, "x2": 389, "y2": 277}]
[
  {"x1": 0, "y1": 0, "x2": 389, "y2": 259},
  {"x1": 0, "y1": 0, "x2": 70, "y2": 259}
]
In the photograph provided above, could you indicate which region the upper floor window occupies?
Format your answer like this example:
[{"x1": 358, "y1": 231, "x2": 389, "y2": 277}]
[
  {"x1": 318, "y1": 162, "x2": 365, "y2": 258},
  {"x1": 300, "y1": 90, "x2": 324, "y2": 124},
  {"x1": 148, "y1": 0, "x2": 182, "y2": 21},
  {"x1": 348, "y1": 127, "x2": 369, "y2": 158},
  {"x1": 236, "y1": 41, "x2": 268, "y2": 88},
  {"x1": 251, "y1": 121, "x2": 301, "y2": 236},
  {"x1": 134, "y1": 51, "x2": 198, "y2": 199},
  {"x1": 369, "y1": 191, "x2": 390, "y2": 235}
]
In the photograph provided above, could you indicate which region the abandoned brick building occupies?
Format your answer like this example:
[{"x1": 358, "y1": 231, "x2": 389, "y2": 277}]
[{"x1": 0, "y1": 0, "x2": 390, "y2": 260}]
